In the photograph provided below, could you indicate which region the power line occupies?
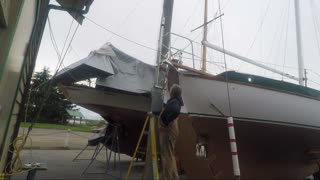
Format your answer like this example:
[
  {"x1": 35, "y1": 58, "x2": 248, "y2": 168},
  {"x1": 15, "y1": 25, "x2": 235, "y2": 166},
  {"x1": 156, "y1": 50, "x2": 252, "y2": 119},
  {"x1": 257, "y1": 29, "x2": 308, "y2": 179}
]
[
  {"x1": 85, "y1": 16, "x2": 158, "y2": 52},
  {"x1": 108, "y1": 0, "x2": 146, "y2": 42}
]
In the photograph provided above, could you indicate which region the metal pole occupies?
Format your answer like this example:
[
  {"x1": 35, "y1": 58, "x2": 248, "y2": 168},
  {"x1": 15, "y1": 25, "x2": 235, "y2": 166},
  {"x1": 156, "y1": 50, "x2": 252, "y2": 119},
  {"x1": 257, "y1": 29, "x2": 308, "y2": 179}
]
[
  {"x1": 202, "y1": 0, "x2": 208, "y2": 72},
  {"x1": 294, "y1": 0, "x2": 305, "y2": 86},
  {"x1": 64, "y1": 129, "x2": 70, "y2": 148},
  {"x1": 202, "y1": 41, "x2": 299, "y2": 81},
  {"x1": 304, "y1": 69, "x2": 308, "y2": 87}
]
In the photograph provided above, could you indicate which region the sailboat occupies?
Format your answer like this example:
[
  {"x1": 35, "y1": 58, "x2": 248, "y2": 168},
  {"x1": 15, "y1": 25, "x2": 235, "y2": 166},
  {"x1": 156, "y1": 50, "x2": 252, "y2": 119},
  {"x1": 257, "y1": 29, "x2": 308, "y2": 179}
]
[{"x1": 53, "y1": 0, "x2": 320, "y2": 178}]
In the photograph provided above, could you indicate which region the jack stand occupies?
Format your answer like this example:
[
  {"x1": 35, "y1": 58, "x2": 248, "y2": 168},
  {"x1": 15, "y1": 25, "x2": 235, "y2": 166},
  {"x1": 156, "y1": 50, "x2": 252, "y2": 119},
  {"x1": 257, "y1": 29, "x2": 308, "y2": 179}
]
[
  {"x1": 105, "y1": 124, "x2": 122, "y2": 179},
  {"x1": 81, "y1": 123, "x2": 122, "y2": 178},
  {"x1": 125, "y1": 114, "x2": 159, "y2": 180}
]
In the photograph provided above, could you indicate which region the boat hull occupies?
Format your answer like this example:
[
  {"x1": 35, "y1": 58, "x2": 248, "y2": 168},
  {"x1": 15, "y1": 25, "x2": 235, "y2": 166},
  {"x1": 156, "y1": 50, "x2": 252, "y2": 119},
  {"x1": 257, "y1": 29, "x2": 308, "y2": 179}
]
[
  {"x1": 175, "y1": 73, "x2": 320, "y2": 178},
  {"x1": 59, "y1": 85, "x2": 150, "y2": 156},
  {"x1": 179, "y1": 74, "x2": 320, "y2": 128},
  {"x1": 176, "y1": 114, "x2": 320, "y2": 179},
  {"x1": 58, "y1": 72, "x2": 320, "y2": 178}
]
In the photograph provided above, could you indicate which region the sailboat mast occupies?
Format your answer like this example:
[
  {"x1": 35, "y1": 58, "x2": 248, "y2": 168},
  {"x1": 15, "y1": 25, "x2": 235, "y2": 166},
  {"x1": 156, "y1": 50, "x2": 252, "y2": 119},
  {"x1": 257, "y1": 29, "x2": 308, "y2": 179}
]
[
  {"x1": 294, "y1": 0, "x2": 305, "y2": 86},
  {"x1": 151, "y1": 0, "x2": 174, "y2": 113},
  {"x1": 201, "y1": 0, "x2": 208, "y2": 72}
]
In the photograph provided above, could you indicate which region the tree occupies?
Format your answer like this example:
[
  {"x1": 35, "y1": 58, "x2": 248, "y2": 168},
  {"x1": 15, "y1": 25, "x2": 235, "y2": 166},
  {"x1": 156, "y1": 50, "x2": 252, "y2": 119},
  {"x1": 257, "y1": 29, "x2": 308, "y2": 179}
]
[{"x1": 26, "y1": 67, "x2": 75, "y2": 124}]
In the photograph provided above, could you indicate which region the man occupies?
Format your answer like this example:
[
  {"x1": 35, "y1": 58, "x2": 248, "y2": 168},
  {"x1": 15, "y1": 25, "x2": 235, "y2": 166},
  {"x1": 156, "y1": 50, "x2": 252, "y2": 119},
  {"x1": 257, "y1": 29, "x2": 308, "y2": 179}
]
[{"x1": 159, "y1": 84, "x2": 184, "y2": 180}]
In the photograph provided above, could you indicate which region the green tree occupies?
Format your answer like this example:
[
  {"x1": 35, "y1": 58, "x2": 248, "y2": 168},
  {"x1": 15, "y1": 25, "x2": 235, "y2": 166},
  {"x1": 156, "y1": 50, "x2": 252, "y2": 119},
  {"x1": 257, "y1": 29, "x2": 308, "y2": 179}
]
[{"x1": 26, "y1": 67, "x2": 75, "y2": 124}]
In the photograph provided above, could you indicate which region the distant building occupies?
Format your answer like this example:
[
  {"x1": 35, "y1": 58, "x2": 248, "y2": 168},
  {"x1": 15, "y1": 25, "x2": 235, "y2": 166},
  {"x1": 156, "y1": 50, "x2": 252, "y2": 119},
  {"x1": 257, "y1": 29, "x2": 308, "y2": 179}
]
[{"x1": 66, "y1": 109, "x2": 85, "y2": 125}]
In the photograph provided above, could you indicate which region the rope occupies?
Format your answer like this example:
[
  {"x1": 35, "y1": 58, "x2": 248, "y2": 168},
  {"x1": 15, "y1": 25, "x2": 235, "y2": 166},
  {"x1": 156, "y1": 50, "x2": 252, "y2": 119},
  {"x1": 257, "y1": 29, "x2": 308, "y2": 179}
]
[
  {"x1": 218, "y1": 0, "x2": 232, "y2": 116},
  {"x1": 4, "y1": 135, "x2": 34, "y2": 176},
  {"x1": 5, "y1": 14, "x2": 80, "y2": 176}
]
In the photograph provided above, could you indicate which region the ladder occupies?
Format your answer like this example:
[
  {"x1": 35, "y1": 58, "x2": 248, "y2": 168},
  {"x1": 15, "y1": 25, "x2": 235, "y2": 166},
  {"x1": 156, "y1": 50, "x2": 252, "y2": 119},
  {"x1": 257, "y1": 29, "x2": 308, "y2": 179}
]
[{"x1": 125, "y1": 114, "x2": 159, "y2": 180}]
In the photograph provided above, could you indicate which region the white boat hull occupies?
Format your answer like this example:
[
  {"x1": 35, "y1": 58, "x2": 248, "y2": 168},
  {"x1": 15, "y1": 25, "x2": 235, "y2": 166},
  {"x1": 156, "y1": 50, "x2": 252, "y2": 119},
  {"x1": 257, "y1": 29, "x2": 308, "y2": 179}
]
[{"x1": 179, "y1": 74, "x2": 320, "y2": 128}]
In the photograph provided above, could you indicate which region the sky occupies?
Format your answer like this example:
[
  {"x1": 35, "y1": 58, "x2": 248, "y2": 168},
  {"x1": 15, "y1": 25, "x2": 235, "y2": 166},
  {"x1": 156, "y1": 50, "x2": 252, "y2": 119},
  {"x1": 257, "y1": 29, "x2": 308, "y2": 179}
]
[{"x1": 35, "y1": 0, "x2": 320, "y2": 119}]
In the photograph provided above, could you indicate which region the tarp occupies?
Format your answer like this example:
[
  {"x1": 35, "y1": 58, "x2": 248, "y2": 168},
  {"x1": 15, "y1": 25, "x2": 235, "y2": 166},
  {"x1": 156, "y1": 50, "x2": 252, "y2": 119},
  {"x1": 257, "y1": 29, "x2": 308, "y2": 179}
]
[
  {"x1": 95, "y1": 44, "x2": 155, "y2": 94},
  {"x1": 53, "y1": 43, "x2": 156, "y2": 94}
]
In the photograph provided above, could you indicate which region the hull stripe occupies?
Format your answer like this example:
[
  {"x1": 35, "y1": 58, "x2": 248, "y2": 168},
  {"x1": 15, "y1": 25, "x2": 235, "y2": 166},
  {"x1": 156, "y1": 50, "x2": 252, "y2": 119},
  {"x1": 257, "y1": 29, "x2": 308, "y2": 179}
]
[{"x1": 228, "y1": 123, "x2": 234, "y2": 127}]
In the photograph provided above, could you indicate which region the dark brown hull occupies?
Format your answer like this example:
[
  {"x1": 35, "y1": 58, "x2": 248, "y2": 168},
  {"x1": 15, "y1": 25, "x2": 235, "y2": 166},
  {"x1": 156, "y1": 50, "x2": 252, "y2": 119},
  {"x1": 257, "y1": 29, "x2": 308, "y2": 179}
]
[
  {"x1": 78, "y1": 103, "x2": 148, "y2": 156},
  {"x1": 176, "y1": 114, "x2": 320, "y2": 179},
  {"x1": 79, "y1": 102, "x2": 320, "y2": 179}
]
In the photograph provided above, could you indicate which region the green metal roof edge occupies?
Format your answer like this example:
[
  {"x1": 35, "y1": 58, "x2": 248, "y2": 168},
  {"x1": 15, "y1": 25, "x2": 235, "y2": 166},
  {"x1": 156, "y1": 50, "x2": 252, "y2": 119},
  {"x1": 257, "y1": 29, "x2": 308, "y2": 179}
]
[{"x1": 218, "y1": 71, "x2": 320, "y2": 99}]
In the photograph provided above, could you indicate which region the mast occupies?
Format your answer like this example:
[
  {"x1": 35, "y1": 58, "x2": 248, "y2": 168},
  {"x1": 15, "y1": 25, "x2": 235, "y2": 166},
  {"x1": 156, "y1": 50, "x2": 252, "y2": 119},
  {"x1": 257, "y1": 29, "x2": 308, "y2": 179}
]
[
  {"x1": 201, "y1": 0, "x2": 208, "y2": 72},
  {"x1": 146, "y1": 0, "x2": 174, "y2": 178},
  {"x1": 294, "y1": 0, "x2": 305, "y2": 86},
  {"x1": 152, "y1": 0, "x2": 174, "y2": 111}
]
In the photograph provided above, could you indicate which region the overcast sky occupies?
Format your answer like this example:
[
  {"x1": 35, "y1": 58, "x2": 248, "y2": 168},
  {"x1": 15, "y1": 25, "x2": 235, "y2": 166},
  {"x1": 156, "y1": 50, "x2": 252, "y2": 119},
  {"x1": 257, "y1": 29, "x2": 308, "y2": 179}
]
[{"x1": 35, "y1": 0, "x2": 320, "y2": 119}]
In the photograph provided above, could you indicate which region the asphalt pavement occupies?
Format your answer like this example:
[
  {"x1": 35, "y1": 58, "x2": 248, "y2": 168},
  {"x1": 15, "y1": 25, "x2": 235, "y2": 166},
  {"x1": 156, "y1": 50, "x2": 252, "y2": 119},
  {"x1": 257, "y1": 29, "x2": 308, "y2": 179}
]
[{"x1": 9, "y1": 128, "x2": 143, "y2": 179}]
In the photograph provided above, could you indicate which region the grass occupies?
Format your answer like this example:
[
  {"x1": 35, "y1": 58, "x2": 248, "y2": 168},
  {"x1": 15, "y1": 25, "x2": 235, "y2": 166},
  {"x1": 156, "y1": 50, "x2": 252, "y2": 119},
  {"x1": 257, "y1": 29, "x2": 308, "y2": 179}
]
[{"x1": 20, "y1": 122, "x2": 92, "y2": 132}]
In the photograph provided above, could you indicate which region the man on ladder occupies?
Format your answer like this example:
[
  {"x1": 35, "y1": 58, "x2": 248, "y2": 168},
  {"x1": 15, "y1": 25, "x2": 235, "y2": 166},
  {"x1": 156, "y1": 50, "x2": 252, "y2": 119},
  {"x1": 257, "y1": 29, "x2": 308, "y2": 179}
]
[{"x1": 158, "y1": 84, "x2": 184, "y2": 180}]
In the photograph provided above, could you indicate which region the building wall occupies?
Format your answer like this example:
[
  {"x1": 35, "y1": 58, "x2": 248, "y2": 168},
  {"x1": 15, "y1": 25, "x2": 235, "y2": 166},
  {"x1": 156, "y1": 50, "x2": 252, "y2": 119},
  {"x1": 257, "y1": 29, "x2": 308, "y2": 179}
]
[{"x1": 0, "y1": 0, "x2": 38, "y2": 172}]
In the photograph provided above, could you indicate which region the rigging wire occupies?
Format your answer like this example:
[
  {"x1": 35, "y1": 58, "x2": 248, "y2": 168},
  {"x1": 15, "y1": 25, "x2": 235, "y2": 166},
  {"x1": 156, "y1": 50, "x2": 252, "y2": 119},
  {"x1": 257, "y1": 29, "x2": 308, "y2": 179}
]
[
  {"x1": 310, "y1": 0, "x2": 320, "y2": 59},
  {"x1": 309, "y1": 69, "x2": 320, "y2": 79},
  {"x1": 265, "y1": 0, "x2": 290, "y2": 61},
  {"x1": 309, "y1": 79, "x2": 320, "y2": 87},
  {"x1": 171, "y1": 0, "x2": 201, "y2": 46},
  {"x1": 218, "y1": 0, "x2": 232, "y2": 116},
  {"x1": 245, "y1": 0, "x2": 272, "y2": 56},
  {"x1": 281, "y1": 0, "x2": 291, "y2": 80}
]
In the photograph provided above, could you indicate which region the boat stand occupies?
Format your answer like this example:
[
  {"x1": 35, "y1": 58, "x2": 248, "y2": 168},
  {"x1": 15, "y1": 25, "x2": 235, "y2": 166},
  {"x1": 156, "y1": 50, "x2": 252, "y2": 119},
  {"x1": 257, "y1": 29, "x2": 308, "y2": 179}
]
[{"x1": 81, "y1": 124, "x2": 122, "y2": 179}]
